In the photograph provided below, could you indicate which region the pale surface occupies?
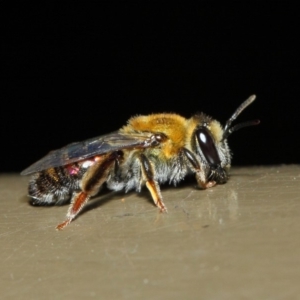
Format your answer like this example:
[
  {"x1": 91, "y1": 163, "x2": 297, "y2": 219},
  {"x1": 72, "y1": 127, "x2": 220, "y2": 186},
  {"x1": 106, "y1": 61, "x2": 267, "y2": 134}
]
[{"x1": 1, "y1": 166, "x2": 300, "y2": 299}]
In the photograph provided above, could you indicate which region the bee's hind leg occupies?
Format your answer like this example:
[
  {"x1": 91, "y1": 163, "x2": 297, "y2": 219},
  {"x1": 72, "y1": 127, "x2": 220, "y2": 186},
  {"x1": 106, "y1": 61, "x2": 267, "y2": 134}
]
[
  {"x1": 56, "y1": 152, "x2": 121, "y2": 230},
  {"x1": 139, "y1": 154, "x2": 167, "y2": 212},
  {"x1": 56, "y1": 191, "x2": 90, "y2": 230}
]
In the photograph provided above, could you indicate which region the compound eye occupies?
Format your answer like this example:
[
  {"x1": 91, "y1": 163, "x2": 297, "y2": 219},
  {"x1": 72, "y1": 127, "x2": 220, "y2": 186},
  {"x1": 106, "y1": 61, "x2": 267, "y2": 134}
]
[{"x1": 196, "y1": 127, "x2": 221, "y2": 167}]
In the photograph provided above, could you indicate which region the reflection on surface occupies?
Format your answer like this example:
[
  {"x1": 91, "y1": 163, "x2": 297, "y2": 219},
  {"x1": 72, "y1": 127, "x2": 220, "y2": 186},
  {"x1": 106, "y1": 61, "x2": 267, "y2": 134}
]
[
  {"x1": 196, "y1": 189, "x2": 239, "y2": 223},
  {"x1": 146, "y1": 186, "x2": 240, "y2": 233}
]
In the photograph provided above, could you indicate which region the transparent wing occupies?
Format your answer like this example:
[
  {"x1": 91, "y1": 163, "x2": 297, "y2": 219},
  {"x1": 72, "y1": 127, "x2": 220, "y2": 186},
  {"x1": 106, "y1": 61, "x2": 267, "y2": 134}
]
[{"x1": 21, "y1": 131, "x2": 157, "y2": 175}]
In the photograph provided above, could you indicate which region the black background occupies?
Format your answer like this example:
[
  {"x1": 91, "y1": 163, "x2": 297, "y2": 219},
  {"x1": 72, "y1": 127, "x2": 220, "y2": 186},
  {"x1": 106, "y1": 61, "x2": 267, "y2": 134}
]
[{"x1": 2, "y1": 2, "x2": 299, "y2": 172}]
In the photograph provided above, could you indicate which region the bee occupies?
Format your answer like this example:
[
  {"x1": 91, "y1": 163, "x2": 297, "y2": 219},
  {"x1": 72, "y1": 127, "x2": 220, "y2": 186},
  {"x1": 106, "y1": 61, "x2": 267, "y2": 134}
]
[{"x1": 21, "y1": 95, "x2": 259, "y2": 230}]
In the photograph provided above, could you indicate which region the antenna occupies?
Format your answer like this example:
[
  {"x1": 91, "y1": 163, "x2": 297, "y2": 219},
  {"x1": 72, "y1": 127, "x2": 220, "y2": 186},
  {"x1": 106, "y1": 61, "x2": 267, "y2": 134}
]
[{"x1": 223, "y1": 95, "x2": 260, "y2": 140}]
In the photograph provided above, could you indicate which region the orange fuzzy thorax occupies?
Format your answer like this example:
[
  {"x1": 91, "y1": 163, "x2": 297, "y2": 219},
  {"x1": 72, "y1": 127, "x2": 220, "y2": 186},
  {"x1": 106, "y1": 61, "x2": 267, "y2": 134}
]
[{"x1": 121, "y1": 113, "x2": 188, "y2": 159}]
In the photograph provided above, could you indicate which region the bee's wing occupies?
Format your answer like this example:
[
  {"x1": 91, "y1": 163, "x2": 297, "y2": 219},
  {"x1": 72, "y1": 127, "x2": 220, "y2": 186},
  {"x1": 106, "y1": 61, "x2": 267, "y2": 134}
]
[{"x1": 21, "y1": 131, "x2": 156, "y2": 175}]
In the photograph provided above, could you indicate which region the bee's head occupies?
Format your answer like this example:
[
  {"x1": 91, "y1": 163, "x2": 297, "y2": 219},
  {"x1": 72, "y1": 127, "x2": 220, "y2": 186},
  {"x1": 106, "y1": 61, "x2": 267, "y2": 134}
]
[{"x1": 194, "y1": 95, "x2": 259, "y2": 184}]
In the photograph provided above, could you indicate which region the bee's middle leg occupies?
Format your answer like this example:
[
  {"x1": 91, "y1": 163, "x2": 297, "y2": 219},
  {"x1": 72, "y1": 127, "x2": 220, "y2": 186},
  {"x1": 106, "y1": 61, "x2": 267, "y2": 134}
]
[
  {"x1": 56, "y1": 152, "x2": 121, "y2": 230},
  {"x1": 139, "y1": 154, "x2": 167, "y2": 212}
]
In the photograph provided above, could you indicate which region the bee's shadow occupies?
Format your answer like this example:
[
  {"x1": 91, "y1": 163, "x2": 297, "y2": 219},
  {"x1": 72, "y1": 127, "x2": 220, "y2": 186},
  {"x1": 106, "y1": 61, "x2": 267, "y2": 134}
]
[
  {"x1": 81, "y1": 177, "x2": 196, "y2": 216},
  {"x1": 81, "y1": 189, "x2": 129, "y2": 214},
  {"x1": 81, "y1": 188, "x2": 153, "y2": 216}
]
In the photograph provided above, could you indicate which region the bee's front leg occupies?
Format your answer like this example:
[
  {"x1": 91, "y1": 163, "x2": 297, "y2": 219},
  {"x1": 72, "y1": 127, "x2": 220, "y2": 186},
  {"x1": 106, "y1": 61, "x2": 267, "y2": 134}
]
[
  {"x1": 182, "y1": 148, "x2": 216, "y2": 189},
  {"x1": 56, "y1": 152, "x2": 121, "y2": 230},
  {"x1": 139, "y1": 154, "x2": 167, "y2": 212}
]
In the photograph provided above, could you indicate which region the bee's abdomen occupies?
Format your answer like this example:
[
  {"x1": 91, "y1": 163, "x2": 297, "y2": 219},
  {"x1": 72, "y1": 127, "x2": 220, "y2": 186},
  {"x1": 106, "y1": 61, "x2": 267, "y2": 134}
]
[{"x1": 28, "y1": 166, "x2": 82, "y2": 205}]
